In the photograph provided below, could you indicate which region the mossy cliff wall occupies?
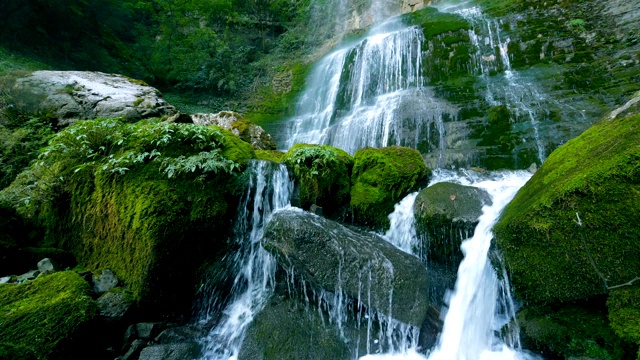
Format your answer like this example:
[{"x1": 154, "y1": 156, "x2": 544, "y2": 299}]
[{"x1": 495, "y1": 113, "x2": 640, "y2": 305}]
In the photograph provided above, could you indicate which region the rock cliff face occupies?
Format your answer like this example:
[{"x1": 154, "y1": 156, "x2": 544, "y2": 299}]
[{"x1": 3, "y1": 71, "x2": 176, "y2": 126}]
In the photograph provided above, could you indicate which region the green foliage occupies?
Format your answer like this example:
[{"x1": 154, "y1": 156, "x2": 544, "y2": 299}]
[
  {"x1": 350, "y1": 146, "x2": 429, "y2": 230},
  {"x1": 0, "y1": 271, "x2": 97, "y2": 359},
  {"x1": 283, "y1": 144, "x2": 353, "y2": 217},
  {"x1": 608, "y1": 287, "x2": 640, "y2": 345},
  {"x1": 495, "y1": 114, "x2": 640, "y2": 305}
]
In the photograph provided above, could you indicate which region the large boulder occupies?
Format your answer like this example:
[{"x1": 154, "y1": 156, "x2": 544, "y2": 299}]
[
  {"x1": 190, "y1": 111, "x2": 277, "y2": 150},
  {"x1": 239, "y1": 296, "x2": 351, "y2": 360},
  {"x1": 351, "y1": 146, "x2": 429, "y2": 230},
  {"x1": 494, "y1": 114, "x2": 640, "y2": 305},
  {"x1": 413, "y1": 182, "x2": 491, "y2": 266},
  {"x1": 283, "y1": 144, "x2": 354, "y2": 218},
  {"x1": 1, "y1": 71, "x2": 176, "y2": 126},
  {"x1": 0, "y1": 271, "x2": 98, "y2": 359},
  {"x1": 0, "y1": 119, "x2": 255, "y2": 316},
  {"x1": 263, "y1": 209, "x2": 430, "y2": 327}
]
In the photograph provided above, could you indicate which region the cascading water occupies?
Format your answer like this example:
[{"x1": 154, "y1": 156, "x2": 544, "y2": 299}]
[
  {"x1": 370, "y1": 170, "x2": 537, "y2": 360},
  {"x1": 199, "y1": 160, "x2": 292, "y2": 360},
  {"x1": 287, "y1": 18, "x2": 455, "y2": 164}
]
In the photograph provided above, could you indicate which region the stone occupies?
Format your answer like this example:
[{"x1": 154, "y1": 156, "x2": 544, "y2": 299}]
[
  {"x1": 309, "y1": 204, "x2": 323, "y2": 216},
  {"x1": 136, "y1": 322, "x2": 165, "y2": 340},
  {"x1": 17, "y1": 270, "x2": 40, "y2": 283},
  {"x1": 123, "y1": 340, "x2": 147, "y2": 360},
  {"x1": 413, "y1": 182, "x2": 492, "y2": 266},
  {"x1": 92, "y1": 269, "x2": 119, "y2": 294},
  {"x1": 0, "y1": 276, "x2": 10, "y2": 284},
  {"x1": 191, "y1": 111, "x2": 277, "y2": 150},
  {"x1": 264, "y1": 209, "x2": 430, "y2": 327},
  {"x1": 96, "y1": 288, "x2": 134, "y2": 318},
  {"x1": 155, "y1": 325, "x2": 203, "y2": 344},
  {"x1": 239, "y1": 297, "x2": 351, "y2": 360},
  {"x1": 36, "y1": 258, "x2": 57, "y2": 273},
  {"x1": 5, "y1": 71, "x2": 176, "y2": 126},
  {"x1": 138, "y1": 343, "x2": 201, "y2": 360}
]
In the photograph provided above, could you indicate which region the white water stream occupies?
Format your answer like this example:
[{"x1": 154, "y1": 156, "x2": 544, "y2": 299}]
[
  {"x1": 200, "y1": 161, "x2": 292, "y2": 360},
  {"x1": 369, "y1": 170, "x2": 537, "y2": 360}
]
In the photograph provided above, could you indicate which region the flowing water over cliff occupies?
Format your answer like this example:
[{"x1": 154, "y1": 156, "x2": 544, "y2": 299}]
[{"x1": 199, "y1": 161, "x2": 292, "y2": 360}]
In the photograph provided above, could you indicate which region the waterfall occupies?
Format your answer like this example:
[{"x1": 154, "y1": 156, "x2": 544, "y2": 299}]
[
  {"x1": 371, "y1": 170, "x2": 537, "y2": 360},
  {"x1": 199, "y1": 160, "x2": 292, "y2": 360},
  {"x1": 287, "y1": 18, "x2": 455, "y2": 163}
]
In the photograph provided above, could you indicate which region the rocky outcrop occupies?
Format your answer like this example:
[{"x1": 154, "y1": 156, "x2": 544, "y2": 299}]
[
  {"x1": 190, "y1": 111, "x2": 277, "y2": 150},
  {"x1": 264, "y1": 209, "x2": 430, "y2": 327},
  {"x1": 4, "y1": 71, "x2": 176, "y2": 126},
  {"x1": 413, "y1": 182, "x2": 491, "y2": 266}
]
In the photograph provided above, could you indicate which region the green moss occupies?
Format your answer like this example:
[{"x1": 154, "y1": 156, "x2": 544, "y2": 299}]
[
  {"x1": 495, "y1": 114, "x2": 640, "y2": 305},
  {"x1": 0, "y1": 271, "x2": 97, "y2": 359},
  {"x1": 519, "y1": 304, "x2": 629, "y2": 359},
  {"x1": 608, "y1": 287, "x2": 640, "y2": 345},
  {"x1": 256, "y1": 150, "x2": 285, "y2": 163},
  {"x1": 0, "y1": 343, "x2": 37, "y2": 360},
  {"x1": 402, "y1": 7, "x2": 469, "y2": 40},
  {"x1": 283, "y1": 144, "x2": 353, "y2": 218},
  {"x1": 350, "y1": 146, "x2": 429, "y2": 230}
]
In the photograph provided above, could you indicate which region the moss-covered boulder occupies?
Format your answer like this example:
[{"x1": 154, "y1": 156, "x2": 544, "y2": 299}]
[
  {"x1": 264, "y1": 209, "x2": 430, "y2": 327},
  {"x1": 518, "y1": 304, "x2": 631, "y2": 359},
  {"x1": 413, "y1": 182, "x2": 491, "y2": 266},
  {"x1": 351, "y1": 146, "x2": 429, "y2": 230},
  {"x1": 1, "y1": 118, "x2": 255, "y2": 316},
  {"x1": 283, "y1": 144, "x2": 353, "y2": 218},
  {"x1": 608, "y1": 287, "x2": 640, "y2": 348},
  {"x1": 0, "y1": 271, "x2": 98, "y2": 359},
  {"x1": 239, "y1": 296, "x2": 350, "y2": 360},
  {"x1": 494, "y1": 114, "x2": 640, "y2": 305}
]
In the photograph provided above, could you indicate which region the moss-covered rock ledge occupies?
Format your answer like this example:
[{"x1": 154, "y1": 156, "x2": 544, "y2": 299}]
[
  {"x1": 495, "y1": 113, "x2": 640, "y2": 306},
  {"x1": 1, "y1": 118, "x2": 255, "y2": 316}
]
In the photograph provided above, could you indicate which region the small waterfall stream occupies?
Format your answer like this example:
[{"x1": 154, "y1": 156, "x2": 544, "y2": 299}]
[{"x1": 199, "y1": 160, "x2": 292, "y2": 360}]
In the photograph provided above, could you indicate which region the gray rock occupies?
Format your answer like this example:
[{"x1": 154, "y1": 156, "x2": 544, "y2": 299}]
[
  {"x1": 36, "y1": 258, "x2": 57, "y2": 273},
  {"x1": 17, "y1": 270, "x2": 40, "y2": 283},
  {"x1": 413, "y1": 182, "x2": 492, "y2": 266},
  {"x1": 239, "y1": 297, "x2": 350, "y2": 360},
  {"x1": 92, "y1": 269, "x2": 119, "y2": 293},
  {"x1": 138, "y1": 343, "x2": 201, "y2": 360},
  {"x1": 7, "y1": 71, "x2": 176, "y2": 126},
  {"x1": 155, "y1": 325, "x2": 203, "y2": 344},
  {"x1": 191, "y1": 111, "x2": 277, "y2": 150},
  {"x1": 123, "y1": 339, "x2": 147, "y2": 360},
  {"x1": 122, "y1": 325, "x2": 137, "y2": 352},
  {"x1": 96, "y1": 288, "x2": 134, "y2": 318},
  {"x1": 0, "y1": 276, "x2": 11, "y2": 284},
  {"x1": 136, "y1": 322, "x2": 164, "y2": 340},
  {"x1": 264, "y1": 209, "x2": 430, "y2": 327}
]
